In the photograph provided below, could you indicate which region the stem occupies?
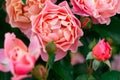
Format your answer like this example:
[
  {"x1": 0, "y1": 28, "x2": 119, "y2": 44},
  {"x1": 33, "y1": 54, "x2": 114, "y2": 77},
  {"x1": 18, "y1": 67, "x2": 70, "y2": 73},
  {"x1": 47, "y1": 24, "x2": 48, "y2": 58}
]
[
  {"x1": 88, "y1": 60, "x2": 93, "y2": 75},
  {"x1": 45, "y1": 54, "x2": 55, "y2": 80},
  {"x1": 45, "y1": 57, "x2": 50, "y2": 80}
]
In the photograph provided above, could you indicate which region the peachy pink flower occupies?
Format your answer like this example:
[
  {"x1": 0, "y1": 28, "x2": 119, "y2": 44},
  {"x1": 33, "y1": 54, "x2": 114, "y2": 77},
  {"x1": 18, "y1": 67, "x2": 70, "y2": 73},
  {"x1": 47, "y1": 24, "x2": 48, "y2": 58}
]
[
  {"x1": 71, "y1": 0, "x2": 120, "y2": 25},
  {"x1": 31, "y1": 0, "x2": 83, "y2": 61},
  {"x1": 92, "y1": 39, "x2": 112, "y2": 61},
  {"x1": 0, "y1": 33, "x2": 41, "y2": 80},
  {"x1": 6, "y1": 0, "x2": 55, "y2": 38}
]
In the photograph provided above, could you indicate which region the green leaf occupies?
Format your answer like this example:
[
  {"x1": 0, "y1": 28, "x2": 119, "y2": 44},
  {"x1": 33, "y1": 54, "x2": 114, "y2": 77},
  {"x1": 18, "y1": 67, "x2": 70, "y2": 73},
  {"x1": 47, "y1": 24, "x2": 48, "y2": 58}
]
[
  {"x1": 73, "y1": 62, "x2": 88, "y2": 78},
  {"x1": 0, "y1": 72, "x2": 12, "y2": 80},
  {"x1": 92, "y1": 17, "x2": 120, "y2": 44},
  {"x1": 88, "y1": 39, "x2": 97, "y2": 50},
  {"x1": 100, "y1": 71, "x2": 120, "y2": 80},
  {"x1": 86, "y1": 52, "x2": 94, "y2": 60},
  {"x1": 22, "y1": 0, "x2": 26, "y2": 5},
  {"x1": 53, "y1": 55, "x2": 73, "y2": 80},
  {"x1": 92, "y1": 60, "x2": 101, "y2": 71},
  {"x1": 75, "y1": 74, "x2": 96, "y2": 80},
  {"x1": 103, "y1": 60, "x2": 111, "y2": 69}
]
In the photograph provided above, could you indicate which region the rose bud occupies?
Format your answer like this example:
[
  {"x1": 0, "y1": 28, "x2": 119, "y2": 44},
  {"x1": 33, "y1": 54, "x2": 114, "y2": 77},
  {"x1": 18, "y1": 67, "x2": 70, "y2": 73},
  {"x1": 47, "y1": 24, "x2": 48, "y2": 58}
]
[{"x1": 92, "y1": 39, "x2": 112, "y2": 61}]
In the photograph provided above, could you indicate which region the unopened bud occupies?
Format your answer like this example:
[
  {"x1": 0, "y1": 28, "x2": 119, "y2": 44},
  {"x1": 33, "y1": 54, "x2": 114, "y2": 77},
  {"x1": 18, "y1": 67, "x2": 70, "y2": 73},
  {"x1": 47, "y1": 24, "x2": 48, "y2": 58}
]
[
  {"x1": 31, "y1": 65, "x2": 46, "y2": 80},
  {"x1": 45, "y1": 41, "x2": 57, "y2": 56},
  {"x1": 80, "y1": 17, "x2": 92, "y2": 29}
]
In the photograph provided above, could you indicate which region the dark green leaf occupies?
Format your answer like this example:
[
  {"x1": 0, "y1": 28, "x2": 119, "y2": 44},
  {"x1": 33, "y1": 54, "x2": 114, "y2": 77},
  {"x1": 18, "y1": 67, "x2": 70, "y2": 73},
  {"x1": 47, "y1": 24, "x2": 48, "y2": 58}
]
[
  {"x1": 53, "y1": 54, "x2": 73, "y2": 80},
  {"x1": 73, "y1": 63, "x2": 88, "y2": 78},
  {"x1": 92, "y1": 17, "x2": 120, "y2": 44},
  {"x1": 88, "y1": 39, "x2": 97, "y2": 50},
  {"x1": 75, "y1": 74, "x2": 96, "y2": 80},
  {"x1": 22, "y1": 0, "x2": 26, "y2": 5},
  {"x1": 0, "y1": 72, "x2": 12, "y2": 80},
  {"x1": 100, "y1": 71, "x2": 120, "y2": 80}
]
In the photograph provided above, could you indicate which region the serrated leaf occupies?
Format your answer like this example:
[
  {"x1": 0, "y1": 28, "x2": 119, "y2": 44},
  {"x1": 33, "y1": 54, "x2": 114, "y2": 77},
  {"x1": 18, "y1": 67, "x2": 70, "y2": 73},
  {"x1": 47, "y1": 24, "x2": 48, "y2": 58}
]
[
  {"x1": 86, "y1": 52, "x2": 94, "y2": 60},
  {"x1": 103, "y1": 60, "x2": 111, "y2": 69},
  {"x1": 92, "y1": 60, "x2": 101, "y2": 71}
]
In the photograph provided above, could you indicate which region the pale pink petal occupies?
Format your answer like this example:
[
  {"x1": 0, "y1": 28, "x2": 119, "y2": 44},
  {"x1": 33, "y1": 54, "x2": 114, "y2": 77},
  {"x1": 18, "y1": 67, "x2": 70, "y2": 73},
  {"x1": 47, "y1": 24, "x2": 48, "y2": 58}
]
[
  {"x1": 28, "y1": 34, "x2": 41, "y2": 59},
  {"x1": 50, "y1": 0, "x2": 57, "y2": 3},
  {"x1": 41, "y1": 48, "x2": 67, "y2": 61},
  {"x1": 0, "y1": 49, "x2": 11, "y2": 72},
  {"x1": 70, "y1": 52, "x2": 85, "y2": 66},
  {"x1": 5, "y1": 33, "x2": 27, "y2": 58},
  {"x1": 70, "y1": 38, "x2": 83, "y2": 52}
]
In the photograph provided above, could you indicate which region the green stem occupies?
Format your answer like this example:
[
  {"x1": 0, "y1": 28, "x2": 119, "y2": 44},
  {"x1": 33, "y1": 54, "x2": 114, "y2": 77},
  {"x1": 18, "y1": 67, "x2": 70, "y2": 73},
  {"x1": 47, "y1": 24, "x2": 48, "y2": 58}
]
[
  {"x1": 88, "y1": 60, "x2": 93, "y2": 75},
  {"x1": 45, "y1": 57, "x2": 50, "y2": 80},
  {"x1": 45, "y1": 54, "x2": 55, "y2": 80}
]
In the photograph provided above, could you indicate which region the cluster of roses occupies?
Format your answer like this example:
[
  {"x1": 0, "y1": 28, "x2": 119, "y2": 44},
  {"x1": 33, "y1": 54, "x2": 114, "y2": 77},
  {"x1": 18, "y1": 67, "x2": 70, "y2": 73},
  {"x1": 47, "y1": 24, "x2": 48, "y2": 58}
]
[{"x1": 0, "y1": 0, "x2": 120, "y2": 80}]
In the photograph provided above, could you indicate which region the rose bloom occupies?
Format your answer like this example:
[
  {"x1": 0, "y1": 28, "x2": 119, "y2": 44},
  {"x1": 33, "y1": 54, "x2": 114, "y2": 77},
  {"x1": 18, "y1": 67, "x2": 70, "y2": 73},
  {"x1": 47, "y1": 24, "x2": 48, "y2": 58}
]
[
  {"x1": 71, "y1": 0, "x2": 120, "y2": 25},
  {"x1": 92, "y1": 39, "x2": 112, "y2": 61},
  {"x1": 70, "y1": 52, "x2": 84, "y2": 66},
  {"x1": 31, "y1": 1, "x2": 83, "y2": 61},
  {"x1": 111, "y1": 54, "x2": 120, "y2": 71},
  {"x1": 0, "y1": 33, "x2": 40, "y2": 80},
  {"x1": 6, "y1": 0, "x2": 56, "y2": 38}
]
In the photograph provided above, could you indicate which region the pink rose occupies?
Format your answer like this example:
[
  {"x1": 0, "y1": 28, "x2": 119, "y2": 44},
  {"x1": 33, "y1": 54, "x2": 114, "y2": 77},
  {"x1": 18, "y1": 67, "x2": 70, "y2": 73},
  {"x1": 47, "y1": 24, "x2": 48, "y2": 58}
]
[
  {"x1": 6, "y1": 0, "x2": 48, "y2": 38},
  {"x1": 71, "y1": 0, "x2": 120, "y2": 25},
  {"x1": 111, "y1": 54, "x2": 120, "y2": 71},
  {"x1": 31, "y1": 1, "x2": 83, "y2": 61},
  {"x1": 70, "y1": 52, "x2": 84, "y2": 66},
  {"x1": 0, "y1": 33, "x2": 40, "y2": 80},
  {"x1": 0, "y1": 49, "x2": 11, "y2": 72},
  {"x1": 51, "y1": 0, "x2": 57, "y2": 3},
  {"x1": 92, "y1": 39, "x2": 112, "y2": 61}
]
